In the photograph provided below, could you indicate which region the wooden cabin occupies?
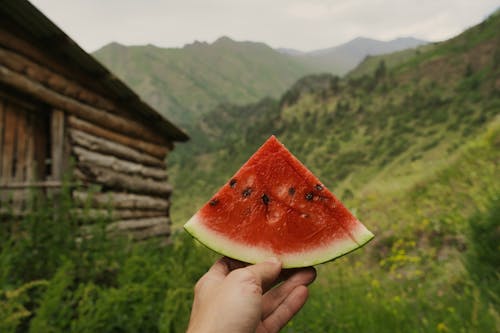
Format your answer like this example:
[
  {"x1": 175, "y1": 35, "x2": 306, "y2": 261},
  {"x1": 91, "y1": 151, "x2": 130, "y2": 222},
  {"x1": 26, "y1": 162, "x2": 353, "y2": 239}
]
[{"x1": 0, "y1": 1, "x2": 189, "y2": 240}]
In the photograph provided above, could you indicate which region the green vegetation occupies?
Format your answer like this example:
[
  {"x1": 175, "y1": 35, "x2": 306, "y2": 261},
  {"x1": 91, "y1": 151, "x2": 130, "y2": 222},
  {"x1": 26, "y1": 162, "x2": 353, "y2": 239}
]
[
  {"x1": 347, "y1": 43, "x2": 436, "y2": 79},
  {"x1": 0, "y1": 189, "x2": 215, "y2": 333},
  {"x1": 169, "y1": 10, "x2": 500, "y2": 228},
  {"x1": 93, "y1": 38, "x2": 314, "y2": 125},
  {"x1": 0, "y1": 127, "x2": 498, "y2": 332},
  {"x1": 2, "y1": 8, "x2": 499, "y2": 333}
]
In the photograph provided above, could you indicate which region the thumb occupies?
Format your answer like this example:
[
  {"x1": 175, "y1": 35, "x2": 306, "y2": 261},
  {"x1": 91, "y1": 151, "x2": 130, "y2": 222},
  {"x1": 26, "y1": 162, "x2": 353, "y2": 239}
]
[{"x1": 245, "y1": 257, "x2": 282, "y2": 292}]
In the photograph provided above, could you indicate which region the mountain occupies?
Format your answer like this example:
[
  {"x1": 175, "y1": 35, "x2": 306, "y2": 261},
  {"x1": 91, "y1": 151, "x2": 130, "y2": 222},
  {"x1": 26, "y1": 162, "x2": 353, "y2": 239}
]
[
  {"x1": 288, "y1": 36, "x2": 428, "y2": 76},
  {"x1": 346, "y1": 42, "x2": 436, "y2": 78},
  {"x1": 93, "y1": 37, "x2": 314, "y2": 125},
  {"x1": 168, "y1": 11, "x2": 500, "y2": 228},
  {"x1": 93, "y1": 36, "x2": 428, "y2": 126}
]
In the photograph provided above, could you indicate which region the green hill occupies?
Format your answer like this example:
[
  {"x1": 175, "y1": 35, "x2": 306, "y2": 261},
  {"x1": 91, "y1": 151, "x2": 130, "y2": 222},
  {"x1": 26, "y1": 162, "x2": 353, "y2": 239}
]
[
  {"x1": 169, "y1": 10, "x2": 500, "y2": 228},
  {"x1": 289, "y1": 37, "x2": 427, "y2": 76},
  {"x1": 93, "y1": 37, "x2": 314, "y2": 125},
  {"x1": 346, "y1": 43, "x2": 436, "y2": 78}
]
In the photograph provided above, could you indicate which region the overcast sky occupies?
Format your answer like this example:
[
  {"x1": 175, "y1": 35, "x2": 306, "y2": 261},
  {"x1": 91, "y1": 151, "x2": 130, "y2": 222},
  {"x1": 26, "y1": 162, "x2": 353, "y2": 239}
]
[{"x1": 30, "y1": 0, "x2": 499, "y2": 52}]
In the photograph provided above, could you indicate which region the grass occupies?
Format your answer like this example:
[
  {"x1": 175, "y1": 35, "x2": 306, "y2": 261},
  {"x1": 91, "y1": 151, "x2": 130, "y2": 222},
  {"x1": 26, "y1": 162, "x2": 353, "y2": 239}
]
[{"x1": 1, "y1": 123, "x2": 499, "y2": 332}]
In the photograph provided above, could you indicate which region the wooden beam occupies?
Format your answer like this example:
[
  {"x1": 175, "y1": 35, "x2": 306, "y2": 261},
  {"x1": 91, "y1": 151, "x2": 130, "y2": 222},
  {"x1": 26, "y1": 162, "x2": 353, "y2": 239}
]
[
  {"x1": 51, "y1": 110, "x2": 65, "y2": 180},
  {"x1": 1, "y1": 103, "x2": 16, "y2": 180},
  {"x1": 0, "y1": 180, "x2": 64, "y2": 189},
  {"x1": 0, "y1": 28, "x2": 99, "y2": 99},
  {"x1": 73, "y1": 146, "x2": 167, "y2": 181},
  {"x1": 130, "y1": 223, "x2": 170, "y2": 240},
  {"x1": 80, "y1": 217, "x2": 170, "y2": 240},
  {"x1": 0, "y1": 64, "x2": 169, "y2": 146},
  {"x1": 75, "y1": 163, "x2": 173, "y2": 196},
  {"x1": 72, "y1": 190, "x2": 170, "y2": 210},
  {"x1": 107, "y1": 217, "x2": 169, "y2": 231},
  {"x1": 0, "y1": 47, "x2": 116, "y2": 112},
  {"x1": 71, "y1": 208, "x2": 166, "y2": 223},
  {"x1": 68, "y1": 128, "x2": 166, "y2": 168},
  {"x1": 0, "y1": 99, "x2": 5, "y2": 180},
  {"x1": 68, "y1": 116, "x2": 168, "y2": 159}
]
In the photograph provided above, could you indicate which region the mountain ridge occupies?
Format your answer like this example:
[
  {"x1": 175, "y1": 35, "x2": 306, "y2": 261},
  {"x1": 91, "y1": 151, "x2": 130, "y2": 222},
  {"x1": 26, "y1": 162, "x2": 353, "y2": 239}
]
[
  {"x1": 93, "y1": 35, "x2": 429, "y2": 125},
  {"x1": 167, "y1": 11, "x2": 500, "y2": 226}
]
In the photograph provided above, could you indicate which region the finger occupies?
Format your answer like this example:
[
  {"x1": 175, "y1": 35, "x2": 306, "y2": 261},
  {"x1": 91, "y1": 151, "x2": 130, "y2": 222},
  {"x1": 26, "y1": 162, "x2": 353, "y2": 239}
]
[
  {"x1": 206, "y1": 257, "x2": 231, "y2": 278},
  {"x1": 262, "y1": 267, "x2": 316, "y2": 318},
  {"x1": 259, "y1": 285, "x2": 309, "y2": 333},
  {"x1": 222, "y1": 257, "x2": 249, "y2": 271},
  {"x1": 244, "y1": 257, "x2": 282, "y2": 292},
  {"x1": 275, "y1": 266, "x2": 316, "y2": 285}
]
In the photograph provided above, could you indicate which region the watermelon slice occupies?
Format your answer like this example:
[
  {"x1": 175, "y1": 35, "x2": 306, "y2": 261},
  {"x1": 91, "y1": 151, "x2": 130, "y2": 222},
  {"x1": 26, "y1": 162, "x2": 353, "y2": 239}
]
[{"x1": 184, "y1": 136, "x2": 374, "y2": 268}]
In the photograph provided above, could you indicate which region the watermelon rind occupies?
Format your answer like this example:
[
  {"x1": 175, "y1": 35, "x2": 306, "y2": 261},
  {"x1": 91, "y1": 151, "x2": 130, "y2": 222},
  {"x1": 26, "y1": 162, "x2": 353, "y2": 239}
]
[{"x1": 184, "y1": 213, "x2": 374, "y2": 268}]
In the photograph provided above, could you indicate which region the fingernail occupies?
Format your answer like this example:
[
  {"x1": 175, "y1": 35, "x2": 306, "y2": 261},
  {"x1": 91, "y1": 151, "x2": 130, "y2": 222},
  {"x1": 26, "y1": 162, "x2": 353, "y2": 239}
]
[{"x1": 265, "y1": 257, "x2": 281, "y2": 264}]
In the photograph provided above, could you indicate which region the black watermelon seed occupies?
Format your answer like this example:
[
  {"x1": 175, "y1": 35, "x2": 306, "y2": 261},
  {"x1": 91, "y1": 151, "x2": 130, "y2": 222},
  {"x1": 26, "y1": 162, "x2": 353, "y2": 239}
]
[
  {"x1": 242, "y1": 187, "x2": 252, "y2": 198},
  {"x1": 209, "y1": 198, "x2": 219, "y2": 206},
  {"x1": 315, "y1": 184, "x2": 323, "y2": 191},
  {"x1": 305, "y1": 192, "x2": 314, "y2": 201},
  {"x1": 229, "y1": 179, "x2": 237, "y2": 188},
  {"x1": 261, "y1": 194, "x2": 270, "y2": 205},
  {"x1": 288, "y1": 187, "x2": 296, "y2": 195}
]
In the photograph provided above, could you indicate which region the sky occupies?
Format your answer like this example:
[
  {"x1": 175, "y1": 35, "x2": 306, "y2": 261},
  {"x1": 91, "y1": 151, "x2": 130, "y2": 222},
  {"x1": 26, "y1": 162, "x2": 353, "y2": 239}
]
[{"x1": 30, "y1": 0, "x2": 500, "y2": 53}]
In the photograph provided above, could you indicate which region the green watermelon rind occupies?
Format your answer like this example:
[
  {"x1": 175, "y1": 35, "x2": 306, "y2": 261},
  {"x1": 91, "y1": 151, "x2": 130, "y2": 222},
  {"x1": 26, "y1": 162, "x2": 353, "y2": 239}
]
[{"x1": 184, "y1": 213, "x2": 374, "y2": 268}]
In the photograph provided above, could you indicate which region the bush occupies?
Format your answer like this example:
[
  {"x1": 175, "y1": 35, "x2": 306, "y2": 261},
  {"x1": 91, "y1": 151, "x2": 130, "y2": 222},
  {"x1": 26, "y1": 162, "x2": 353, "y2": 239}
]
[{"x1": 465, "y1": 196, "x2": 500, "y2": 305}]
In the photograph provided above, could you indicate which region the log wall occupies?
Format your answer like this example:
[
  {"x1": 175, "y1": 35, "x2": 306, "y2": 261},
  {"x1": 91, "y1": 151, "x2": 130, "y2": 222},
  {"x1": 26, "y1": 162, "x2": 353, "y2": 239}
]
[{"x1": 0, "y1": 31, "x2": 174, "y2": 240}]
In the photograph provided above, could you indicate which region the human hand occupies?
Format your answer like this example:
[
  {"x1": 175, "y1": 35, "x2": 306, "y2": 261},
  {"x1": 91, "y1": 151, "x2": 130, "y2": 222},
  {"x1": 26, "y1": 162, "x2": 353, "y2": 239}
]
[{"x1": 187, "y1": 257, "x2": 316, "y2": 333}]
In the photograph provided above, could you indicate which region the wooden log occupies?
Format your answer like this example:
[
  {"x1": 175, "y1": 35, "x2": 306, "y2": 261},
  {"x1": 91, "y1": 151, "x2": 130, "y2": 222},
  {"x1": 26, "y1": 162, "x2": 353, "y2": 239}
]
[
  {"x1": 0, "y1": 28, "x2": 102, "y2": 101},
  {"x1": 14, "y1": 108, "x2": 27, "y2": 181},
  {"x1": 72, "y1": 190, "x2": 169, "y2": 210},
  {"x1": 73, "y1": 146, "x2": 167, "y2": 181},
  {"x1": 75, "y1": 164, "x2": 173, "y2": 196},
  {"x1": 51, "y1": 110, "x2": 65, "y2": 180},
  {"x1": 128, "y1": 223, "x2": 171, "y2": 240},
  {"x1": 0, "y1": 64, "x2": 169, "y2": 145},
  {"x1": 0, "y1": 47, "x2": 116, "y2": 112},
  {"x1": 67, "y1": 116, "x2": 168, "y2": 159},
  {"x1": 0, "y1": 99, "x2": 4, "y2": 180},
  {"x1": 0, "y1": 181, "x2": 63, "y2": 189},
  {"x1": 68, "y1": 128, "x2": 165, "y2": 168},
  {"x1": 2, "y1": 102, "x2": 16, "y2": 180},
  {"x1": 80, "y1": 217, "x2": 170, "y2": 239},
  {"x1": 25, "y1": 113, "x2": 35, "y2": 182},
  {"x1": 71, "y1": 208, "x2": 166, "y2": 223},
  {"x1": 107, "y1": 217, "x2": 169, "y2": 231}
]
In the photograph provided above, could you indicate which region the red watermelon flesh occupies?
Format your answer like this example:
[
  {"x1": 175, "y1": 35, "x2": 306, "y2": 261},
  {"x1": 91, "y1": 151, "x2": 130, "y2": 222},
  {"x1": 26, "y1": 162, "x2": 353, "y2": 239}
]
[{"x1": 184, "y1": 136, "x2": 374, "y2": 268}]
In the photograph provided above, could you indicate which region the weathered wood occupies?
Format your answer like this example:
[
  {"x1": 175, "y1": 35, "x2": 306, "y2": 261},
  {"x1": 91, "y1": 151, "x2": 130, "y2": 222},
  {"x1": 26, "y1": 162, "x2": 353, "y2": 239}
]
[
  {"x1": 15, "y1": 109, "x2": 27, "y2": 181},
  {"x1": 75, "y1": 164, "x2": 173, "y2": 196},
  {"x1": 25, "y1": 113, "x2": 35, "y2": 181},
  {"x1": 2, "y1": 103, "x2": 16, "y2": 180},
  {"x1": 0, "y1": 28, "x2": 99, "y2": 101},
  {"x1": 72, "y1": 146, "x2": 167, "y2": 180},
  {"x1": 73, "y1": 190, "x2": 169, "y2": 210},
  {"x1": 79, "y1": 217, "x2": 170, "y2": 240},
  {"x1": 107, "y1": 217, "x2": 169, "y2": 231},
  {"x1": 0, "y1": 47, "x2": 116, "y2": 112},
  {"x1": 51, "y1": 110, "x2": 65, "y2": 180},
  {"x1": 71, "y1": 209, "x2": 166, "y2": 223},
  {"x1": 0, "y1": 99, "x2": 4, "y2": 179},
  {"x1": 67, "y1": 116, "x2": 168, "y2": 159},
  {"x1": 0, "y1": 64, "x2": 169, "y2": 145},
  {"x1": 69, "y1": 129, "x2": 166, "y2": 168},
  {"x1": 12, "y1": 108, "x2": 27, "y2": 210},
  {"x1": 0, "y1": 181, "x2": 64, "y2": 189},
  {"x1": 32, "y1": 110, "x2": 48, "y2": 180},
  {"x1": 130, "y1": 223, "x2": 170, "y2": 240}
]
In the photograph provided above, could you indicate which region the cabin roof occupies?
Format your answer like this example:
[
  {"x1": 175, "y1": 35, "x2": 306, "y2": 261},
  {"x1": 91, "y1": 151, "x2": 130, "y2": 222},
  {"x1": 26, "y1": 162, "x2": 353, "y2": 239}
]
[{"x1": 0, "y1": 0, "x2": 189, "y2": 142}]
